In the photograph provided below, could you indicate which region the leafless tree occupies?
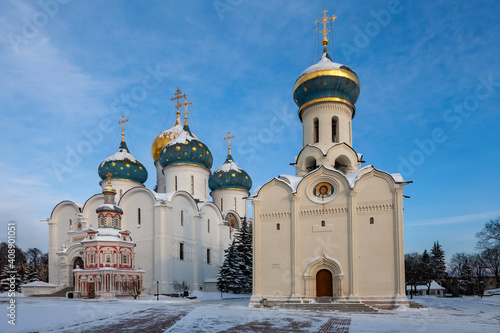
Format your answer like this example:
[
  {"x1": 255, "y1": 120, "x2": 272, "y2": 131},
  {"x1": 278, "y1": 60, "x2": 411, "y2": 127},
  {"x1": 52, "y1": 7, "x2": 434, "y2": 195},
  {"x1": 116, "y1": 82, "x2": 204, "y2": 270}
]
[{"x1": 122, "y1": 279, "x2": 142, "y2": 299}]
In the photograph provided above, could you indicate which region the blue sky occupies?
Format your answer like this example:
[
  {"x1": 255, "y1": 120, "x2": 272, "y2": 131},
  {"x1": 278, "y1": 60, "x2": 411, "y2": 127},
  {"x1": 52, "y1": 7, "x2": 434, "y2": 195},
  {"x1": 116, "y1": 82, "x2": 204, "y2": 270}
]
[{"x1": 0, "y1": 0, "x2": 499, "y2": 261}]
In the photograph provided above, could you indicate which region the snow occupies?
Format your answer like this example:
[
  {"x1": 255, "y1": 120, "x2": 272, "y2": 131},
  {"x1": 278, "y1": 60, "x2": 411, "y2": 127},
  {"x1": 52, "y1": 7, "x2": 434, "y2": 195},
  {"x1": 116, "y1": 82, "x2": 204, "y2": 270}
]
[
  {"x1": 299, "y1": 52, "x2": 343, "y2": 76},
  {"x1": 252, "y1": 186, "x2": 262, "y2": 196},
  {"x1": 277, "y1": 174, "x2": 303, "y2": 191},
  {"x1": 153, "y1": 191, "x2": 177, "y2": 202},
  {"x1": 20, "y1": 281, "x2": 56, "y2": 287},
  {"x1": 391, "y1": 173, "x2": 406, "y2": 183},
  {"x1": 345, "y1": 165, "x2": 374, "y2": 187},
  {"x1": 101, "y1": 150, "x2": 137, "y2": 164},
  {"x1": 484, "y1": 287, "x2": 500, "y2": 295},
  {"x1": 165, "y1": 129, "x2": 198, "y2": 146},
  {"x1": 214, "y1": 159, "x2": 242, "y2": 173},
  {"x1": 158, "y1": 124, "x2": 184, "y2": 139},
  {"x1": 406, "y1": 280, "x2": 445, "y2": 291},
  {"x1": 2, "y1": 295, "x2": 500, "y2": 332},
  {"x1": 96, "y1": 203, "x2": 123, "y2": 212}
]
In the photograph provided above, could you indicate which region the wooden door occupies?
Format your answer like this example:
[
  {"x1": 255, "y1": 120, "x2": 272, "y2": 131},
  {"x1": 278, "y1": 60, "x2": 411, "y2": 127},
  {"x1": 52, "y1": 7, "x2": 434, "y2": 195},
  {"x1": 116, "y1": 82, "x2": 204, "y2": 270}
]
[
  {"x1": 88, "y1": 283, "x2": 95, "y2": 299},
  {"x1": 316, "y1": 269, "x2": 333, "y2": 297}
]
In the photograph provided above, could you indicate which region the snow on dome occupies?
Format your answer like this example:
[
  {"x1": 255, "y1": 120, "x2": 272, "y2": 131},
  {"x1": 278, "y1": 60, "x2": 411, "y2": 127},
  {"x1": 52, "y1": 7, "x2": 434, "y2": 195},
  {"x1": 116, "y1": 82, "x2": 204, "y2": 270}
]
[
  {"x1": 214, "y1": 159, "x2": 242, "y2": 173},
  {"x1": 299, "y1": 52, "x2": 343, "y2": 77},
  {"x1": 165, "y1": 129, "x2": 198, "y2": 147},
  {"x1": 101, "y1": 150, "x2": 137, "y2": 164}
]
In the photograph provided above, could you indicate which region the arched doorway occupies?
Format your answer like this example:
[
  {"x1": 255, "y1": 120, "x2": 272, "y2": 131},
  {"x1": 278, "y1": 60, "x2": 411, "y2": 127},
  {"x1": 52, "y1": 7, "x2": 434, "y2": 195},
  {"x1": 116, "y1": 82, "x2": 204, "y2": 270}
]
[
  {"x1": 72, "y1": 257, "x2": 84, "y2": 287},
  {"x1": 316, "y1": 269, "x2": 333, "y2": 297}
]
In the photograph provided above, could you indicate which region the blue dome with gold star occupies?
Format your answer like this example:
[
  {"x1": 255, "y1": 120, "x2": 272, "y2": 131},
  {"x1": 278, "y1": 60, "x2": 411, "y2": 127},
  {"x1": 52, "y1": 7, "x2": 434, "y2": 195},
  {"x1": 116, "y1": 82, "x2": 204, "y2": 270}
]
[
  {"x1": 98, "y1": 138, "x2": 148, "y2": 184},
  {"x1": 158, "y1": 124, "x2": 213, "y2": 170},
  {"x1": 209, "y1": 153, "x2": 252, "y2": 192},
  {"x1": 293, "y1": 51, "x2": 360, "y2": 119}
]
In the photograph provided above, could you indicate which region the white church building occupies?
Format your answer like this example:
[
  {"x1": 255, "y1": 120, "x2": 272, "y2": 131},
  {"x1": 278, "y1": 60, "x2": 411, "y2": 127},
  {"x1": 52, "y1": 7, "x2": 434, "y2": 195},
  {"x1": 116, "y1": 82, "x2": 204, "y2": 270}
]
[
  {"x1": 43, "y1": 89, "x2": 252, "y2": 295},
  {"x1": 249, "y1": 12, "x2": 411, "y2": 309}
]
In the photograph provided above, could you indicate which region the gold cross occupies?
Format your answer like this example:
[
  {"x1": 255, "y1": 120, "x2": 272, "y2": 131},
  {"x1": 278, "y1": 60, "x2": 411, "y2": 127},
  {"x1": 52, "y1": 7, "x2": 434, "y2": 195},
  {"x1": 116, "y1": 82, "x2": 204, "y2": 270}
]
[
  {"x1": 170, "y1": 87, "x2": 185, "y2": 114},
  {"x1": 224, "y1": 131, "x2": 235, "y2": 154},
  {"x1": 118, "y1": 115, "x2": 129, "y2": 141},
  {"x1": 182, "y1": 93, "x2": 193, "y2": 125},
  {"x1": 314, "y1": 9, "x2": 337, "y2": 51},
  {"x1": 106, "y1": 172, "x2": 112, "y2": 186}
]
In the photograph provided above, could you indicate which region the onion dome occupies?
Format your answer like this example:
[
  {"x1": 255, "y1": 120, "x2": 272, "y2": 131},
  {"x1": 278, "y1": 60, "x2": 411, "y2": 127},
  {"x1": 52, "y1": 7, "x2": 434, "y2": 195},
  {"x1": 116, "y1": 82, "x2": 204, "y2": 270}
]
[
  {"x1": 151, "y1": 111, "x2": 184, "y2": 161},
  {"x1": 158, "y1": 122, "x2": 213, "y2": 170},
  {"x1": 209, "y1": 153, "x2": 252, "y2": 193},
  {"x1": 98, "y1": 134, "x2": 148, "y2": 184},
  {"x1": 293, "y1": 51, "x2": 360, "y2": 119}
]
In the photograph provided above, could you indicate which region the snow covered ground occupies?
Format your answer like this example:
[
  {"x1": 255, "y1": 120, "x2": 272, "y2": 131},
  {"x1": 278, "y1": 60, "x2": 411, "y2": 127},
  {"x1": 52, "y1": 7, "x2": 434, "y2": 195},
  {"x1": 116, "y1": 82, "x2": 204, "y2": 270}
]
[{"x1": 1, "y1": 293, "x2": 499, "y2": 332}]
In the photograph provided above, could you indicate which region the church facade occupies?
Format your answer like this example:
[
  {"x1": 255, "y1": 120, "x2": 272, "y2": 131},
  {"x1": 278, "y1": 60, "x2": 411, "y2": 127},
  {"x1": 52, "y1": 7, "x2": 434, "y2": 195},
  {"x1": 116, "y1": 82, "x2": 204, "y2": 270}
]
[
  {"x1": 43, "y1": 90, "x2": 252, "y2": 295},
  {"x1": 249, "y1": 12, "x2": 410, "y2": 309}
]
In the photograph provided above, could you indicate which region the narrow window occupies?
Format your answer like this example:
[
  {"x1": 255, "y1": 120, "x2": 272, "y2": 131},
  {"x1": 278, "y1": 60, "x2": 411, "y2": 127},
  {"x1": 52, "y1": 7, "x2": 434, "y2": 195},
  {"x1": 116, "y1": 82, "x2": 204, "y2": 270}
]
[
  {"x1": 233, "y1": 197, "x2": 237, "y2": 211},
  {"x1": 204, "y1": 179, "x2": 207, "y2": 197},
  {"x1": 321, "y1": 220, "x2": 326, "y2": 227},
  {"x1": 119, "y1": 189, "x2": 123, "y2": 198},
  {"x1": 313, "y1": 118, "x2": 319, "y2": 143},
  {"x1": 123, "y1": 255, "x2": 127, "y2": 264},
  {"x1": 69, "y1": 219, "x2": 72, "y2": 227},
  {"x1": 89, "y1": 254, "x2": 94, "y2": 264},
  {"x1": 181, "y1": 210, "x2": 184, "y2": 226},
  {"x1": 207, "y1": 249, "x2": 211, "y2": 265},
  {"x1": 370, "y1": 217, "x2": 374, "y2": 224},
  {"x1": 349, "y1": 121, "x2": 352, "y2": 144},
  {"x1": 106, "y1": 254, "x2": 111, "y2": 263},
  {"x1": 208, "y1": 219, "x2": 210, "y2": 233},
  {"x1": 180, "y1": 243, "x2": 184, "y2": 260},
  {"x1": 175, "y1": 176, "x2": 178, "y2": 191},
  {"x1": 221, "y1": 198, "x2": 224, "y2": 211},
  {"x1": 332, "y1": 118, "x2": 338, "y2": 143},
  {"x1": 137, "y1": 208, "x2": 141, "y2": 226},
  {"x1": 276, "y1": 223, "x2": 280, "y2": 230},
  {"x1": 191, "y1": 175, "x2": 194, "y2": 195}
]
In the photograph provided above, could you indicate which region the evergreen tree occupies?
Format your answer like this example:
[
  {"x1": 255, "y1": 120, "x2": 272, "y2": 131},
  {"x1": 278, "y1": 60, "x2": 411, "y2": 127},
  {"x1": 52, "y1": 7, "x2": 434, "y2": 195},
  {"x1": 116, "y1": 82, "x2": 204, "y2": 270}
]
[
  {"x1": 430, "y1": 241, "x2": 447, "y2": 281},
  {"x1": 420, "y1": 250, "x2": 433, "y2": 294},
  {"x1": 458, "y1": 259, "x2": 474, "y2": 295},
  {"x1": 217, "y1": 239, "x2": 244, "y2": 294},
  {"x1": 234, "y1": 218, "x2": 252, "y2": 293},
  {"x1": 0, "y1": 265, "x2": 23, "y2": 292},
  {"x1": 24, "y1": 264, "x2": 39, "y2": 283}
]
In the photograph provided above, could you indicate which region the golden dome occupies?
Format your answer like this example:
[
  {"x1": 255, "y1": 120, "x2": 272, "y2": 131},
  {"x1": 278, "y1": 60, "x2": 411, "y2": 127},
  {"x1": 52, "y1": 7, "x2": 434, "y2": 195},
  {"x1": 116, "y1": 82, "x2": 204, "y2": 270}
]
[{"x1": 151, "y1": 111, "x2": 183, "y2": 161}]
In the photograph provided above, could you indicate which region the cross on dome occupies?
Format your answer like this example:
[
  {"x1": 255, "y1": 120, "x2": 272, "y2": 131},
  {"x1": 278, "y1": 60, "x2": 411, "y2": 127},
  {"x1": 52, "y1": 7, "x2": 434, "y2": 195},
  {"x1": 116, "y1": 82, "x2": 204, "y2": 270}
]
[
  {"x1": 182, "y1": 93, "x2": 193, "y2": 126},
  {"x1": 118, "y1": 115, "x2": 129, "y2": 141},
  {"x1": 170, "y1": 87, "x2": 185, "y2": 116},
  {"x1": 224, "y1": 131, "x2": 235, "y2": 154},
  {"x1": 314, "y1": 9, "x2": 337, "y2": 52},
  {"x1": 106, "y1": 172, "x2": 112, "y2": 186}
]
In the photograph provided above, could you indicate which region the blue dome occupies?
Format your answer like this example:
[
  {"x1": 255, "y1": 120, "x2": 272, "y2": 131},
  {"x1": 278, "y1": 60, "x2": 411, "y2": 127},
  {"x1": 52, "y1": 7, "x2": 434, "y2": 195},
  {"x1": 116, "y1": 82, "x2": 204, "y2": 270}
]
[
  {"x1": 158, "y1": 125, "x2": 213, "y2": 170},
  {"x1": 293, "y1": 52, "x2": 360, "y2": 119},
  {"x1": 98, "y1": 139, "x2": 148, "y2": 184},
  {"x1": 209, "y1": 153, "x2": 252, "y2": 192}
]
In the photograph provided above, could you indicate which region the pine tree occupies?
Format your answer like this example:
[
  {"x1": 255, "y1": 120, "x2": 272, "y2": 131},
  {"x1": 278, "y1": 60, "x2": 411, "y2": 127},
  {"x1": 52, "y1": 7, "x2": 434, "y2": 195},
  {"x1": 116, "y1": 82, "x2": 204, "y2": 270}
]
[
  {"x1": 0, "y1": 265, "x2": 23, "y2": 292},
  {"x1": 234, "y1": 218, "x2": 252, "y2": 293},
  {"x1": 458, "y1": 259, "x2": 474, "y2": 295},
  {"x1": 430, "y1": 241, "x2": 447, "y2": 281},
  {"x1": 217, "y1": 239, "x2": 244, "y2": 294},
  {"x1": 24, "y1": 264, "x2": 39, "y2": 283},
  {"x1": 420, "y1": 250, "x2": 433, "y2": 294}
]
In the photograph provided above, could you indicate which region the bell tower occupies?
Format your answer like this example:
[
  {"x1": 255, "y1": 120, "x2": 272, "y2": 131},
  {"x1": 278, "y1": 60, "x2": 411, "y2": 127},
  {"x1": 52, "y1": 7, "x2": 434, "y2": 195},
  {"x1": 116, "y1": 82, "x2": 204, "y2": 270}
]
[{"x1": 292, "y1": 10, "x2": 363, "y2": 176}]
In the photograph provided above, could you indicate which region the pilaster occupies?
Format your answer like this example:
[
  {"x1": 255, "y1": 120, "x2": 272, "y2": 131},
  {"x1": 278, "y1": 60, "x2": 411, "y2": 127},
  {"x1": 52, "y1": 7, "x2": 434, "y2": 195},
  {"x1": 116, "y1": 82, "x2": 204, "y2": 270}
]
[{"x1": 347, "y1": 190, "x2": 358, "y2": 298}]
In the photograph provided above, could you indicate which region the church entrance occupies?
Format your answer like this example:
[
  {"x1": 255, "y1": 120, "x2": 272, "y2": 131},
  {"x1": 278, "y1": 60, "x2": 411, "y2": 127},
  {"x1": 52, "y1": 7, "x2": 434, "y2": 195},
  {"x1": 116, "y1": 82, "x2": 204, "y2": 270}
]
[
  {"x1": 88, "y1": 283, "x2": 95, "y2": 299},
  {"x1": 316, "y1": 269, "x2": 333, "y2": 297},
  {"x1": 72, "y1": 257, "x2": 84, "y2": 287}
]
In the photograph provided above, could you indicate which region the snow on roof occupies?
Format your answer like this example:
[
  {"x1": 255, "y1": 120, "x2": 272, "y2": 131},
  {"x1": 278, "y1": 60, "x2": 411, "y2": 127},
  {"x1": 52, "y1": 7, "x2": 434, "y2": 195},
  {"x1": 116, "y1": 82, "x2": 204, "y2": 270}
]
[
  {"x1": 21, "y1": 281, "x2": 57, "y2": 287},
  {"x1": 75, "y1": 203, "x2": 84, "y2": 209},
  {"x1": 406, "y1": 281, "x2": 445, "y2": 291},
  {"x1": 277, "y1": 175, "x2": 303, "y2": 192},
  {"x1": 344, "y1": 165, "x2": 374, "y2": 188},
  {"x1": 299, "y1": 52, "x2": 343, "y2": 76},
  {"x1": 252, "y1": 186, "x2": 262, "y2": 197},
  {"x1": 153, "y1": 191, "x2": 177, "y2": 201},
  {"x1": 165, "y1": 129, "x2": 198, "y2": 146},
  {"x1": 215, "y1": 159, "x2": 242, "y2": 173},
  {"x1": 390, "y1": 173, "x2": 406, "y2": 183},
  {"x1": 102, "y1": 150, "x2": 137, "y2": 163},
  {"x1": 96, "y1": 203, "x2": 123, "y2": 212}
]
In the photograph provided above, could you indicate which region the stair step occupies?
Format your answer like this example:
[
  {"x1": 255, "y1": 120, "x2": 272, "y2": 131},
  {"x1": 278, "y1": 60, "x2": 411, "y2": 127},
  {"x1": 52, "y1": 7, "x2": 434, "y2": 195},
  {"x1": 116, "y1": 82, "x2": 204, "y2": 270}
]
[{"x1": 278, "y1": 302, "x2": 378, "y2": 313}]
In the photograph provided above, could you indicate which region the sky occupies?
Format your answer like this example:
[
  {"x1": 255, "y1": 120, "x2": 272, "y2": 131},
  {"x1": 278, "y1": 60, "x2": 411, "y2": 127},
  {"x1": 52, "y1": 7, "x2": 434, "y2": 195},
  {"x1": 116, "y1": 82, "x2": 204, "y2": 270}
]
[{"x1": 0, "y1": 0, "x2": 499, "y2": 261}]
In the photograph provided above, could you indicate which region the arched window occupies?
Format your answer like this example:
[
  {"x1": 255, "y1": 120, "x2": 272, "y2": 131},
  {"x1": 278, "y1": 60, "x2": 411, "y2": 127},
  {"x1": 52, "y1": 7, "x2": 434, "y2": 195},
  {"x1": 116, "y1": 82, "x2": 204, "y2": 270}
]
[
  {"x1": 191, "y1": 175, "x2": 194, "y2": 195},
  {"x1": 180, "y1": 243, "x2": 184, "y2": 260},
  {"x1": 313, "y1": 118, "x2": 319, "y2": 143},
  {"x1": 321, "y1": 220, "x2": 326, "y2": 227},
  {"x1": 175, "y1": 176, "x2": 178, "y2": 191},
  {"x1": 207, "y1": 249, "x2": 211, "y2": 265},
  {"x1": 181, "y1": 210, "x2": 184, "y2": 226},
  {"x1": 233, "y1": 197, "x2": 237, "y2": 211},
  {"x1": 207, "y1": 219, "x2": 210, "y2": 233},
  {"x1": 332, "y1": 117, "x2": 338, "y2": 143},
  {"x1": 277, "y1": 223, "x2": 280, "y2": 230},
  {"x1": 137, "y1": 208, "x2": 141, "y2": 226},
  {"x1": 370, "y1": 217, "x2": 374, "y2": 224},
  {"x1": 221, "y1": 198, "x2": 224, "y2": 211}
]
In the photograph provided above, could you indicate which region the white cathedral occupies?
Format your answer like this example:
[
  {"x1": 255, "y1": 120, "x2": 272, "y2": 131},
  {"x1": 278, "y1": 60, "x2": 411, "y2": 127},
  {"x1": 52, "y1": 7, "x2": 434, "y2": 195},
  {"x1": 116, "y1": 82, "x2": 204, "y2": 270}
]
[{"x1": 44, "y1": 88, "x2": 252, "y2": 295}]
